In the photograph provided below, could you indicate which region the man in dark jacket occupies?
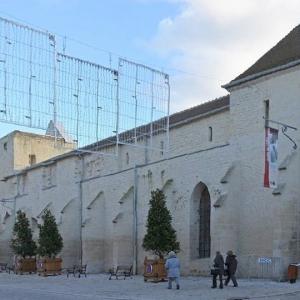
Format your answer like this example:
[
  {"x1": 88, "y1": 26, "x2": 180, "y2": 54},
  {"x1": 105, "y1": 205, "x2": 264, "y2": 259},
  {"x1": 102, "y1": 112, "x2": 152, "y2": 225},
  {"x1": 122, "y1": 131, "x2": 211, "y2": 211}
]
[
  {"x1": 225, "y1": 250, "x2": 238, "y2": 287},
  {"x1": 211, "y1": 251, "x2": 224, "y2": 289}
]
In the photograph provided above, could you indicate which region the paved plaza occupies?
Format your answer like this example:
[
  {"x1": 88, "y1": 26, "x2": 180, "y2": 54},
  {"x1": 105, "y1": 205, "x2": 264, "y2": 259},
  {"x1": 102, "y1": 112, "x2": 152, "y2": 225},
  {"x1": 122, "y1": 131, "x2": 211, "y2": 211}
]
[{"x1": 1, "y1": 273, "x2": 300, "y2": 300}]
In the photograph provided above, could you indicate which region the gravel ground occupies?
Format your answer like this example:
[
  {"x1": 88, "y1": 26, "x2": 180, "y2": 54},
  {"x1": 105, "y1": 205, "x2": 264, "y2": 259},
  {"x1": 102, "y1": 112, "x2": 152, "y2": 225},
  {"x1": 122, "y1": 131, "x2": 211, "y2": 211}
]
[{"x1": 0, "y1": 272, "x2": 300, "y2": 300}]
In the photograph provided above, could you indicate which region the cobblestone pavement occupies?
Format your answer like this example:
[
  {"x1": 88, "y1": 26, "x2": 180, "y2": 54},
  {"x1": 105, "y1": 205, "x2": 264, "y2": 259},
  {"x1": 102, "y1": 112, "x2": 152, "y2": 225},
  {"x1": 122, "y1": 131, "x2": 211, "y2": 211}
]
[{"x1": 0, "y1": 273, "x2": 300, "y2": 300}]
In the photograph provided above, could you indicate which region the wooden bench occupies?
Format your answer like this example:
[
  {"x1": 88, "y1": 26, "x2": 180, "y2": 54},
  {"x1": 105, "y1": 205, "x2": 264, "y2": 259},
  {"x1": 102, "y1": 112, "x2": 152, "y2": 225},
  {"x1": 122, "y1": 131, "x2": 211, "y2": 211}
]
[
  {"x1": 66, "y1": 265, "x2": 77, "y2": 278},
  {"x1": 109, "y1": 265, "x2": 132, "y2": 280},
  {"x1": 66, "y1": 264, "x2": 87, "y2": 278},
  {"x1": 77, "y1": 264, "x2": 87, "y2": 278},
  {"x1": 0, "y1": 263, "x2": 8, "y2": 273}
]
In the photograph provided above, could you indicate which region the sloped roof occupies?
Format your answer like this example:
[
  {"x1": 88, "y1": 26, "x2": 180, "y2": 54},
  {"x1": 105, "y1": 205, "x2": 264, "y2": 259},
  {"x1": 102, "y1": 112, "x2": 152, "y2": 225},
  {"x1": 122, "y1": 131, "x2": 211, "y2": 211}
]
[
  {"x1": 83, "y1": 95, "x2": 230, "y2": 151},
  {"x1": 169, "y1": 95, "x2": 229, "y2": 126},
  {"x1": 46, "y1": 120, "x2": 74, "y2": 143},
  {"x1": 225, "y1": 24, "x2": 300, "y2": 88}
]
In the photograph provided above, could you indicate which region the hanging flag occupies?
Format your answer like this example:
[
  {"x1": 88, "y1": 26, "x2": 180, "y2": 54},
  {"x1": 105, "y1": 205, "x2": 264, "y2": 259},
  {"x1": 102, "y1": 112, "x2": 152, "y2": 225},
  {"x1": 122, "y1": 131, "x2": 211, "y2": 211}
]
[{"x1": 264, "y1": 127, "x2": 278, "y2": 188}]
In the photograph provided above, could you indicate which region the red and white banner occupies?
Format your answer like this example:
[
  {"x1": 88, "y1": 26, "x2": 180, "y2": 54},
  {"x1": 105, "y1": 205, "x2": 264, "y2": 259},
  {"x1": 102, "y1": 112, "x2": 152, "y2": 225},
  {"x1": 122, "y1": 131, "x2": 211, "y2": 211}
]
[{"x1": 264, "y1": 127, "x2": 278, "y2": 188}]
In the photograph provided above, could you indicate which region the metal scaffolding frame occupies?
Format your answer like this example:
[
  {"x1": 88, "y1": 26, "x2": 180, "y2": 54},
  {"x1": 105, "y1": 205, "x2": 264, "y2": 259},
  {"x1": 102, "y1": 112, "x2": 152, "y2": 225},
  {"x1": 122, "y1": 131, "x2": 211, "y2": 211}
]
[
  {"x1": 118, "y1": 58, "x2": 170, "y2": 151},
  {"x1": 0, "y1": 16, "x2": 55, "y2": 130},
  {"x1": 56, "y1": 53, "x2": 118, "y2": 153},
  {"x1": 0, "y1": 16, "x2": 170, "y2": 154}
]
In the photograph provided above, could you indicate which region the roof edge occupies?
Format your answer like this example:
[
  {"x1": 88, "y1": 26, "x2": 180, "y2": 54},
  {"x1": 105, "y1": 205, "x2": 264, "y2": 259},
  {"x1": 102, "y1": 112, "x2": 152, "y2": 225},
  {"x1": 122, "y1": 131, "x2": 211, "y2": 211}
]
[
  {"x1": 222, "y1": 58, "x2": 300, "y2": 90},
  {"x1": 1, "y1": 95, "x2": 230, "y2": 178},
  {"x1": 170, "y1": 105, "x2": 229, "y2": 130},
  {"x1": 0, "y1": 130, "x2": 20, "y2": 140}
]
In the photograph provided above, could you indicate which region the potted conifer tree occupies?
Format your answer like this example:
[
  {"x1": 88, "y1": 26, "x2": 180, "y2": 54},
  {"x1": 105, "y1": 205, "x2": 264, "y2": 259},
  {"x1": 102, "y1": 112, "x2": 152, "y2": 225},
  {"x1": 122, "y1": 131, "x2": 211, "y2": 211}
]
[
  {"x1": 11, "y1": 210, "x2": 37, "y2": 274},
  {"x1": 37, "y1": 209, "x2": 63, "y2": 276},
  {"x1": 142, "y1": 189, "x2": 180, "y2": 282}
]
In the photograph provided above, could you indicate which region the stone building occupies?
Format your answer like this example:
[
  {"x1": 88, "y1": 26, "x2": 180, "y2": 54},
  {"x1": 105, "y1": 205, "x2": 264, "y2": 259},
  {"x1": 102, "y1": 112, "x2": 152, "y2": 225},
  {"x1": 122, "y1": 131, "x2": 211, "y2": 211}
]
[
  {"x1": 1, "y1": 25, "x2": 300, "y2": 278},
  {"x1": 0, "y1": 130, "x2": 75, "y2": 177}
]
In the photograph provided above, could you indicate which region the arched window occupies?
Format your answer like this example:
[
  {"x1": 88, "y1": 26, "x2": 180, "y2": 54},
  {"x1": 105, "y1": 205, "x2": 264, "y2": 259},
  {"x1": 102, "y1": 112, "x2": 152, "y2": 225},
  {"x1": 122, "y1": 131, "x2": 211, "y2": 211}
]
[
  {"x1": 208, "y1": 126, "x2": 213, "y2": 142},
  {"x1": 199, "y1": 186, "x2": 211, "y2": 258},
  {"x1": 190, "y1": 182, "x2": 211, "y2": 259}
]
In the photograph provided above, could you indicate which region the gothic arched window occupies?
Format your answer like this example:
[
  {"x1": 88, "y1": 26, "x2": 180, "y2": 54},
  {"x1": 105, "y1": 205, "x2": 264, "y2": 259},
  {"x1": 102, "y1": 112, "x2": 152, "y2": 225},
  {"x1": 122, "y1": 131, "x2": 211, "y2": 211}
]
[{"x1": 199, "y1": 186, "x2": 211, "y2": 258}]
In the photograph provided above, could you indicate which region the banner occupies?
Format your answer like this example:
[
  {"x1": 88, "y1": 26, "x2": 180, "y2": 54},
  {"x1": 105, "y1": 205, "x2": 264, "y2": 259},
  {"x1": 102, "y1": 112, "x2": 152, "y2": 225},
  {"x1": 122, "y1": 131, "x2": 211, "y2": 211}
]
[{"x1": 264, "y1": 127, "x2": 278, "y2": 188}]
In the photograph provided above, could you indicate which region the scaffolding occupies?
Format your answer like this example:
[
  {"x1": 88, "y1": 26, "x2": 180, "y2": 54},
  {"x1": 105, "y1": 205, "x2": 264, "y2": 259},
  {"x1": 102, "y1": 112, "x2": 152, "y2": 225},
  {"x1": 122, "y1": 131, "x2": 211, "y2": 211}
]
[
  {"x1": 0, "y1": 16, "x2": 55, "y2": 130},
  {"x1": 0, "y1": 16, "x2": 170, "y2": 155},
  {"x1": 56, "y1": 53, "x2": 118, "y2": 152},
  {"x1": 118, "y1": 58, "x2": 170, "y2": 151}
]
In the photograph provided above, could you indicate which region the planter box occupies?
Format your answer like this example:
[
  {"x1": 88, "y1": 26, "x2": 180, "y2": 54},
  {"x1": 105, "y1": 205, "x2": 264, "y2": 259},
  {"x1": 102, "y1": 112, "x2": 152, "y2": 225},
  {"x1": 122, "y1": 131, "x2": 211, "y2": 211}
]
[
  {"x1": 15, "y1": 258, "x2": 36, "y2": 274},
  {"x1": 288, "y1": 264, "x2": 298, "y2": 283},
  {"x1": 143, "y1": 257, "x2": 166, "y2": 282},
  {"x1": 37, "y1": 258, "x2": 62, "y2": 276}
]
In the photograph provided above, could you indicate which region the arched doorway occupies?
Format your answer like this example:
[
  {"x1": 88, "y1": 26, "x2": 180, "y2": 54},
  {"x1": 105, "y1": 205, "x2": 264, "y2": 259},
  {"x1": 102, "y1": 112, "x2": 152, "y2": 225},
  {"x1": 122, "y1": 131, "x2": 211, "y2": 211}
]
[{"x1": 190, "y1": 182, "x2": 211, "y2": 259}]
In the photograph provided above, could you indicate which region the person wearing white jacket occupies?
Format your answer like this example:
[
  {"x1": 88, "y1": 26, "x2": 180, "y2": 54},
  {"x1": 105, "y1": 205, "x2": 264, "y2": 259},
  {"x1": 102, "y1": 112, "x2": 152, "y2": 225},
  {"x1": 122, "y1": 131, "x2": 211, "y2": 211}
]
[{"x1": 165, "y1": 251, "x2": 180, "y2": 290}]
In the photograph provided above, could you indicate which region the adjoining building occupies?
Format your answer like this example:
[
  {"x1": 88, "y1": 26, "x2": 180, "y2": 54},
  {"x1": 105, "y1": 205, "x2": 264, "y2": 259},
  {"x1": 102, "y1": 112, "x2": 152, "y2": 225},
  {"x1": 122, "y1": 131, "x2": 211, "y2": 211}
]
[
  {"x1": 1, "y1": 25, "x2": 300, "y2": 279},
  {"x1": 0, "y1": 128, "x2": 75, "y2": 177}
]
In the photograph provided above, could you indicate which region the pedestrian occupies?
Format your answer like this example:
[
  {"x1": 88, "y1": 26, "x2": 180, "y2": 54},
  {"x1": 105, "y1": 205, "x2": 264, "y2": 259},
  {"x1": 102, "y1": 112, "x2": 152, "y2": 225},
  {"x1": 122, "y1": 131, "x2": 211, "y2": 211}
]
[
  {"x1": 165, "y1": 251, "x2": 180, "y2": 290},
  {"x1": 211, "y1": 251, "x2": 224, "y2": 289},
  {"x1": 225, "y1": 250, "x2": 238, "y2": 287}
]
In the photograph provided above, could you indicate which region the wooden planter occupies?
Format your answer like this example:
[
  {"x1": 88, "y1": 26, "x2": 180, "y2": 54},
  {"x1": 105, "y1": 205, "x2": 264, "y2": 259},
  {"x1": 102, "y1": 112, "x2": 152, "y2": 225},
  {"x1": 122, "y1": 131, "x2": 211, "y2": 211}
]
[
  {"x1": 143, "y1": 257, "x2": 166, "y2": 282},
  {"x1": 15, "y1": 258, "x2": 36, "y2": 274},
  {"x1": 288, "y1": 264, "x2": 298, "y2": 283},
  {"x1": 37, "y1": 258, "x2": 62, "y2": 276}
]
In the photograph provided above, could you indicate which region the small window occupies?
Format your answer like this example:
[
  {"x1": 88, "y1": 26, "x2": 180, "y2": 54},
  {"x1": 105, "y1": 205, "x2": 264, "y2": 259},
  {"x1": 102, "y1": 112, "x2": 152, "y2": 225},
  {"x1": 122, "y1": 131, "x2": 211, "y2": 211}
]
[
  {"x1": 3, "y1": 142, "x2": 7, "y2": 151},
  {"x1": 160, "y1": 141, "x2": 164, "y2": 156},
  {"x1": 208, "y1": 127, "x2": 213, "y2": 142},
  {"x1": 29, "y1": 154, "x2": 36, "y2": 166},
  {"x1": 264, "y1": 99, "x2": 269, "y2": 127}
]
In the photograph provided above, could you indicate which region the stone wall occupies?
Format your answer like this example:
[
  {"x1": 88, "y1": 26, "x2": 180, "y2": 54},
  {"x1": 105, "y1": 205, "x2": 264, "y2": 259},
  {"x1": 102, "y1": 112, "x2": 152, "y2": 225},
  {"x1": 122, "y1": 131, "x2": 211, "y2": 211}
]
[
  {"x1": 0, "y1": 132, "x2": 14, "y2": 177},
  {"x1": 229, "y1": 65, "x2": 300, "y2": 278},
  {"x1": 0, "y1": 65, "x2": 300, "y2": 278},
  {"x1": 0, "y1": 106, "x2": 233, "y2": 274},
  {"x1": 0, "y1": 131, "x2": 75, "y2": 179}
]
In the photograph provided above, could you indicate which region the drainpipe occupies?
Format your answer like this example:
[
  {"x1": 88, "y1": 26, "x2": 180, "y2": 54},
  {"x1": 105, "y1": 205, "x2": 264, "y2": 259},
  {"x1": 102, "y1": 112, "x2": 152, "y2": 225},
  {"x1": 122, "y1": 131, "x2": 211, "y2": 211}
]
[
  {"x1": 12, "y1": 195, "x2": 17, "y2": 225},
  {"x1": 13, "y1": 175, "x2": 20, "y2": 225},
  {"x1": 133, "y1": 164, "x2": 138, "y2": 274},
  {"x1": 78, "y1": 154, "x2": 84, "y2": 266},
  {"x1": 10, "y1": 175, "x2": 20, "y2": 263}
]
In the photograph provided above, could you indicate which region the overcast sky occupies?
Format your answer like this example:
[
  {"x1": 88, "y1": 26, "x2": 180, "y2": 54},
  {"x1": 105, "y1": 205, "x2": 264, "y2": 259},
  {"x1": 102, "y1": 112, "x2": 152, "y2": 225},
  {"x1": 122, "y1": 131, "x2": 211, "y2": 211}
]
[
  {"x1": 150, "y1": 0, "x2": 300, "y2": 111},
  {"x1": 1, "y1": 0, "x2": 300, "y2": 136}
]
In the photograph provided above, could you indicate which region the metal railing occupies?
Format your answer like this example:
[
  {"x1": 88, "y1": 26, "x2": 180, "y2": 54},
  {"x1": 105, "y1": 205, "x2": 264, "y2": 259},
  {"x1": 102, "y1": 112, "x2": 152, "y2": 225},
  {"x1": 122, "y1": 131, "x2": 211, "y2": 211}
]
[{"x1": 237, "y1": 255, "x2": 285, "y2": 281}]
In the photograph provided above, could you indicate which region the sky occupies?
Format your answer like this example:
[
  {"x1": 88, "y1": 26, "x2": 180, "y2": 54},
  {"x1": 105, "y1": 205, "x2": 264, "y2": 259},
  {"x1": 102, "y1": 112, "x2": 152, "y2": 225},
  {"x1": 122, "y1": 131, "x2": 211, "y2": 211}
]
[{"x1": 1, "y1": 0, "x2": 300, "y2": 138}]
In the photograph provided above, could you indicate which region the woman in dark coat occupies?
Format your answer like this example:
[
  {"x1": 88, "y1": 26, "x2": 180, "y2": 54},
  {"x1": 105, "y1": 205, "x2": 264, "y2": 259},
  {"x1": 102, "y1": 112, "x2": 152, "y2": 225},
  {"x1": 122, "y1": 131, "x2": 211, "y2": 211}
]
[
  {"x1": 211, "y1": 251, "x2": 224, "y2": 289},
  {"x1": 225, "y1": 250, "x2": 238, "y2": 287}
]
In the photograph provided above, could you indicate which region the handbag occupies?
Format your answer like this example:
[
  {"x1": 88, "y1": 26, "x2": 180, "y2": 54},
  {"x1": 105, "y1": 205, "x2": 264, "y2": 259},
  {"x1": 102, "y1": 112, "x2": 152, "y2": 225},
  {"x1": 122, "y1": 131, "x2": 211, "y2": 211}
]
[{"x1": 210, "y1": 268, "x2": 220, "y2": 276}]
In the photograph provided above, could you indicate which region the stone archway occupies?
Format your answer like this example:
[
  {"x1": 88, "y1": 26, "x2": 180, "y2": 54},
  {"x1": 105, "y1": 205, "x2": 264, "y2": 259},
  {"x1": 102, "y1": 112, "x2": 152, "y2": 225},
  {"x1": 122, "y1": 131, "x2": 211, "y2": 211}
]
[{"x1": 190, "y1": 182, "x2": 211, "y2": 259}]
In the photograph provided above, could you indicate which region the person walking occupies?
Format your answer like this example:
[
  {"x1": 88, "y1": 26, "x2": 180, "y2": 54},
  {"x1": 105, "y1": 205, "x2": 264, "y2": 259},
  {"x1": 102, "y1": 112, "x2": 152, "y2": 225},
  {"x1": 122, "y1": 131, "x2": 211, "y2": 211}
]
[
  {"x1": 211, "y1": 251, "x2": 224, "y2": 289},
  {"x1": 165, "y1": 251, "x2": 180, "y2": 290},
  {"x1": 225, "y1": 250, "x2": 238, "y2": 287}
]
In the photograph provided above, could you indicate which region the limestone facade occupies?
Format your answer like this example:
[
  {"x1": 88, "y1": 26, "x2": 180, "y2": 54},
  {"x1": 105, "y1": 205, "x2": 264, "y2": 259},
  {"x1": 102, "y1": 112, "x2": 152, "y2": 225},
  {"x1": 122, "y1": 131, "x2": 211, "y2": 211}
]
[
  {"x1": 1, "y1": 30, "x2": 300, "y2": 279},
  {"x1": 0, "y1": 131, "x2": 74, "y2": 177}
]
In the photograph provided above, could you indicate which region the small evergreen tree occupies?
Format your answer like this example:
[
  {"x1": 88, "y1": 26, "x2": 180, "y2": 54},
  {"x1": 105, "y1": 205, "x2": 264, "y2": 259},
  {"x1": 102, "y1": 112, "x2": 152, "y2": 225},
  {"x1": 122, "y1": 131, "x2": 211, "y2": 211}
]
[
  {"x1": 142, "y1": 189, "x2": 180, "y2": 258},
  {"x1": 37, "y1": 209, "x2": 63, "y2": 258},
  {"x1": 11, "y1": 210, "x2": 37, "y2": 258}
]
